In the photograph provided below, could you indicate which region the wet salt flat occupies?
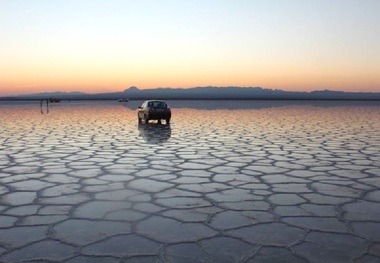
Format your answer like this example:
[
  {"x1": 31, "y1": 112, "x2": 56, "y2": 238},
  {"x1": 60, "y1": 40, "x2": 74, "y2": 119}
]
[{"x1": 0, "y1": 100, "x2": 380, "y2": 262}]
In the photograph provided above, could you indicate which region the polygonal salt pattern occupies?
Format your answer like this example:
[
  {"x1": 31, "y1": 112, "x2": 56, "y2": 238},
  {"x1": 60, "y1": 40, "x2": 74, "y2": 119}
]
[{"x1": 0, "y1": 101, "x2": 380, "y2": 262}]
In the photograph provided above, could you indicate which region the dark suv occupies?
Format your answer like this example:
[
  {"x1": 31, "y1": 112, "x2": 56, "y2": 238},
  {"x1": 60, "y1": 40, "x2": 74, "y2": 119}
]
[{"x1": 137, "y1": 100, "x2": 171, "y2": 124}]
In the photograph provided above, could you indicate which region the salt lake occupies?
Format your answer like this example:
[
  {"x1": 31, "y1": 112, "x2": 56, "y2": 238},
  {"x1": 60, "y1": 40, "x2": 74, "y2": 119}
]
[{"x1": 0, "y1": 100, "x2": 379, "y2": 262}]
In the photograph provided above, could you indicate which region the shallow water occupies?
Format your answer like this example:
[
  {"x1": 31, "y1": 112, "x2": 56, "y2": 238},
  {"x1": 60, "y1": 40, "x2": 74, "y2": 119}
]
[{"x1": 0, "y1": 100, "x2": 380, "y2": 262}]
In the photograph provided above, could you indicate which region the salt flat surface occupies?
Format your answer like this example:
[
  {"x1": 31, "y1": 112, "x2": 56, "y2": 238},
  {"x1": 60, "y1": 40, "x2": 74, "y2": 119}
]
[{"x1": 0, "y1": 100, "x2": 379, "y2": 262}]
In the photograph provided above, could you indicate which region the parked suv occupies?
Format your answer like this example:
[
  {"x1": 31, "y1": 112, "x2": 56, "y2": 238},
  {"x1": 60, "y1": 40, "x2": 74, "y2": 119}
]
[{"x1": 137, "y1": 100, "x2": 171, "y2": 124}]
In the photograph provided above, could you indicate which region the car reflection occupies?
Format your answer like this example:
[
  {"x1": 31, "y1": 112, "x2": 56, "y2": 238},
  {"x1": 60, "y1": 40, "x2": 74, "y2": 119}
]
[{"x1": 138, "y1": 122, "x2": 171, "y2": 144}]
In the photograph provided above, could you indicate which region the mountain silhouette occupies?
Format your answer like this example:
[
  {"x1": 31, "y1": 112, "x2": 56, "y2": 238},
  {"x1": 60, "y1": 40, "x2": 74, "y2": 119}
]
[
  {"x1": 1, "y1": 86, "x2": 380, "y2": 100},
  {"x1": 121, "y1": 86, "x2": 380, "y2": 100}
]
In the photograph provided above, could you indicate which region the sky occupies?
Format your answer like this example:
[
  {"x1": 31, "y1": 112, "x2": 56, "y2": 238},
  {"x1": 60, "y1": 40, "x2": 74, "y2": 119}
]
[{"x1": 0, "y1": 0, "x2": 379, "y2": 96}]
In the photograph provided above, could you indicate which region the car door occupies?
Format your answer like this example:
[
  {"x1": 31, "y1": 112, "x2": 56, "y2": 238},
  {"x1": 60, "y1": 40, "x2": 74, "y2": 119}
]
[{"x1": 138, "y1": 102, "x2": 146, "y2": 119}]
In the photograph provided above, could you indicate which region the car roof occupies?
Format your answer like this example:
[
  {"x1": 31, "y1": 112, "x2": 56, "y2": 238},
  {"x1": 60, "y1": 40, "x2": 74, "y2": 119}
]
[{"x1": 144, "y1": 100, "x2": 166, "y2": 103}]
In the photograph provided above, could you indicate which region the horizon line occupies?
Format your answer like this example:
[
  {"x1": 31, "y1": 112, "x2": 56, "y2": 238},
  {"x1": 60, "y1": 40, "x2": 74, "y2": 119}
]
[{"x1": 2, "y1": 86, "x2": 380, "y2": 98}]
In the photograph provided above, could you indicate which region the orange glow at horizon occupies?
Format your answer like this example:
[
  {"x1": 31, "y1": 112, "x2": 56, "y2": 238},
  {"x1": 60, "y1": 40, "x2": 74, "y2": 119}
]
[
  {"x1": 1, "y1": 39, "x2": 379, "y2": 96},
  {"x1": 1, "y1": 72, "x2": 380, "y2": 96},
  {"x1": 1, "y1": 57, "x2": 379, "y2": 96}
]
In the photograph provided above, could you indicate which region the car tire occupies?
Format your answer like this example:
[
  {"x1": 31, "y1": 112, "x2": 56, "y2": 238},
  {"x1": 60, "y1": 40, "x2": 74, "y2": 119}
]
[
  {"x1": 166, "y1": 118, "x2": 170, "y2": 124},
  {"x1": 144, "y1": 115, "x2": 149, "y2": 124}
]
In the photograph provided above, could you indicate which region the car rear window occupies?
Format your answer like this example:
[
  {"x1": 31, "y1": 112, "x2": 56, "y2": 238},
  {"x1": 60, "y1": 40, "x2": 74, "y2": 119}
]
[{"x1": 149, "y1": 101, "x2": 167, "y2": 108}]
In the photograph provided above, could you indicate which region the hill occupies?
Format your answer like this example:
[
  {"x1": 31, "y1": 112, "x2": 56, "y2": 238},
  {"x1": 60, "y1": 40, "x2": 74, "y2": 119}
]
[
  {"x1": 1, "y1": 86, "x2": 380, "y2": 100},
  {"x1": 121, "y1": 86, "x2": 380, "y2": 100}
]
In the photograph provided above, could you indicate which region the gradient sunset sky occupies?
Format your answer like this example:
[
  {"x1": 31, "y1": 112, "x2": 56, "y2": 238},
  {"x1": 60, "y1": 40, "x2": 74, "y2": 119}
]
[{"x1": 1, "y1": 0, "x2": 379, "y2": 96}]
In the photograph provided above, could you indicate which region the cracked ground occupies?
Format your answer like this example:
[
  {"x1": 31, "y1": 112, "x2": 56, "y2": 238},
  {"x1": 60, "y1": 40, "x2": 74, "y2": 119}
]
[{"x1": 0, "y1": 101, "x2": 379, "y2": 262}]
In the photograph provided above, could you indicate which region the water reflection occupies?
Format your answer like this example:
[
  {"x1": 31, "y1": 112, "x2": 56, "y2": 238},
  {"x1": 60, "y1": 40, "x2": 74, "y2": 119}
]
[{"x1": 138, "y1": 122, "x2": 171, "y2": 144}]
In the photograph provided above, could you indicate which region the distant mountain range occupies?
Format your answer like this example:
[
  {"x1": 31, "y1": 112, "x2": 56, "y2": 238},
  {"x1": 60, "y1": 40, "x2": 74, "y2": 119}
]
[{"x1": 1, "y1": 86, "x2": 380, "y2": 100}]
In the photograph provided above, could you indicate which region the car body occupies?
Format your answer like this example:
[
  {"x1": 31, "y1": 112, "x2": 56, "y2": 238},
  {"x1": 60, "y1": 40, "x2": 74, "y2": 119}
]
[{"x1": 137, "y1": 100, "x2": 171, "y2": 124}]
